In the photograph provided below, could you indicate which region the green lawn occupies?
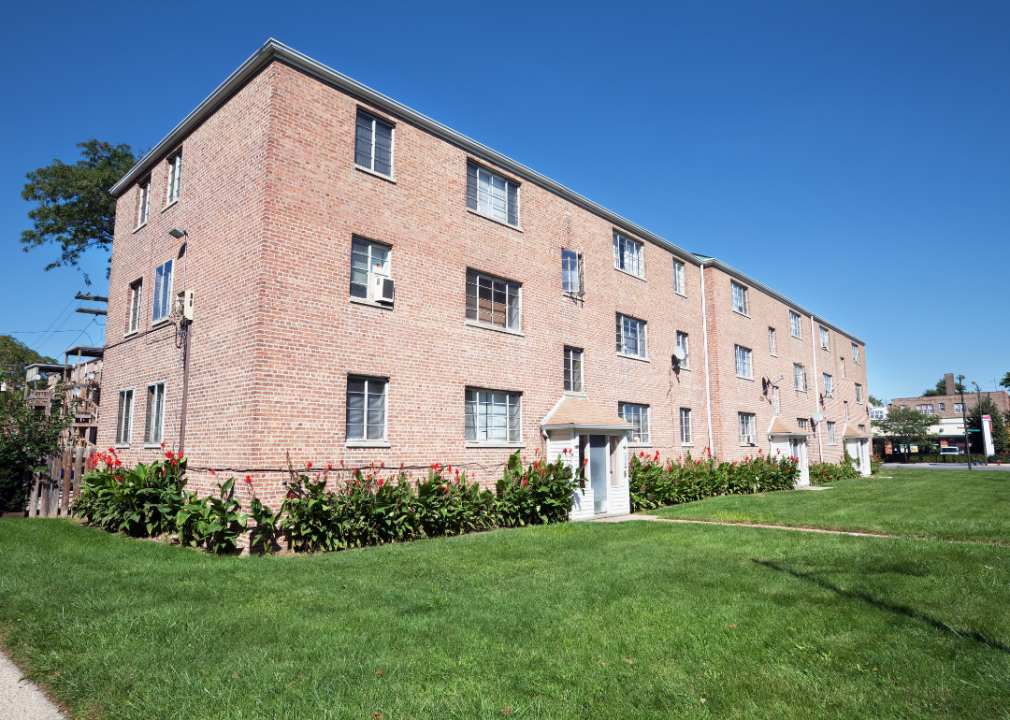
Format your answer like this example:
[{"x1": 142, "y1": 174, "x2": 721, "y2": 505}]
[
  {"x1": 647, "y1": 468, "x2": 1010, "y2": 542},
  {"x1": 1, "y1": 517, "x2": 1008, "y2": 719}
]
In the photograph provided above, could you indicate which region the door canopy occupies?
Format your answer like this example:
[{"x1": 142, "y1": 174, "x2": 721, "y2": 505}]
[{"x1": 540, "y1": 397, "x2": 632, "y2": 434}]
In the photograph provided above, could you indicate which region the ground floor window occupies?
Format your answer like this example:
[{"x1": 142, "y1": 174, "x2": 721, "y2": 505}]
[
  {"x1": 619, "y1": 402, "x2": 650, "y2": 444},
  {"x1": 738, "y1": 412, "x2": 756, "y2": 445},
  {"x1": 347, "y1": 376, "x2": 387, "y2": 441},
  {"x1": 116, "y1": 389, "x2": 134, "y2": 445},
  {"x1": 144, "y1": 382, "x2": 166, "y2": 444},
  {"x1": 465, "y1": 388, "x2": 521, "y2": 443},
  {"x1": 680, "y1": 407, "x2": 692, "y2": 445}
]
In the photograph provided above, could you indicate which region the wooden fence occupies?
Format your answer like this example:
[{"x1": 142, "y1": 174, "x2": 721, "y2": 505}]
[{"x1": 27, "y1": 446, "x2": 86, "y2": 518}]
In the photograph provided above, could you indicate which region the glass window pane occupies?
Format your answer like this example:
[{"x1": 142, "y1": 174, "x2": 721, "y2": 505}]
[
  {"x1": 373, "y1": 119, "x2": 393, "y2": 176},
  {"x1": 355, "y1": 113, "x2": 373, "y2": 168}
]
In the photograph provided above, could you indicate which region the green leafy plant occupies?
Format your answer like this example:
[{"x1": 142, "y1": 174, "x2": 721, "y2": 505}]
[{"x1": 176, "y1": 477, "x2": 247, "y2": 554}]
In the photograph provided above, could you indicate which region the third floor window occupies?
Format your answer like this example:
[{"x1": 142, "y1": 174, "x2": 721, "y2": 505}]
[
  {"x1": 466, "y1": 269, "x2": 521, "y2": 332},
  {"x1": 467, "y1": 161, "x2": 519, "y2": 226},
  {"x1": 355, "y1": 110, "x2": 394, "y2": 177},
  {"x1": 561, "y1": 249, "x2": 582, "y2": 294},
  {"x1": 613, "y1": 231, "x2": 643, "y2": 277},
  {"x1": 166, "y1": 152, "x2": 182, "y2": 204}
]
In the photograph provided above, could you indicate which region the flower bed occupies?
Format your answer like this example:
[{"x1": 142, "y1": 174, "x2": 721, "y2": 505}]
[{"x1": 629, "y1": 450, "x2": 799, "y2": 512}]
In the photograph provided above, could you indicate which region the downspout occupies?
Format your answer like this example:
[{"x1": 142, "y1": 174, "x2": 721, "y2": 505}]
[
  {"x1": 809, "y1": 316, "x2": 824, "y2": 462},
  {"x1": 700, "y1": 263, "x2": 715, "y2": 457}
]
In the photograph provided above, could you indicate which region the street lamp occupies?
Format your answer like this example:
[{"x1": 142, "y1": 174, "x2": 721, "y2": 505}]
[{"x1": 958, "y1": 375, "x2": 971, "y2": 470}]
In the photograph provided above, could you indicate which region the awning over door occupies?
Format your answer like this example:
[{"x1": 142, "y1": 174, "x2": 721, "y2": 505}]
[
  {"x1": 767, "y1": 417, "x2": 811, "y2": 437},
  {"x1": 842, "y1": 424, "x2": 872, "y2": 439},
  {"x1": 540, "y1": 397, "x2": 632, "y2": 433}
]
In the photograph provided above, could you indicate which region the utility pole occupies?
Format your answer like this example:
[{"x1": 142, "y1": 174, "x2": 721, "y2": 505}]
[
  {"x1": 973, "y1": 381, "x2": 987, "y2": 465},
  {"x1": 958, "y1": 375, "x2": 972, "y2": 470}
]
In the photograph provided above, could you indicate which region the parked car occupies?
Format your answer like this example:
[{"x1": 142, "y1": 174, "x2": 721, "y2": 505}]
[{"x1": 940, "y1": 446, "x2": 964, "y2": 456}]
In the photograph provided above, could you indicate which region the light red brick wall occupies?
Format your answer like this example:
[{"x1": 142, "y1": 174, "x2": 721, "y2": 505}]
[{"x1": 100, "y1": 59, "x2": 868, "y2": 509}]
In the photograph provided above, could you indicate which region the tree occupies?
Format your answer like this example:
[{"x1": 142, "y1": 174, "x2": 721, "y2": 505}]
[
  {"x1": 923, "y1": 377, "x2": 964, "y2": 396},
  {"x1": 20, "y1": 140, "x2": 139, "y2": 285},
  {"x1": 868, "y1": 395, "x2": 883, "y2": 407},
  {"x1": 966, "y1": 397, "x2": 1008, "y2": 456},
  {"x1": 872, "y1": 407, "x2": 939, "y2": 462},
  {"x1": 999, "y1": 372, "x2": 1010, "y2": 391},
  {"x1": 0, "y1": 335, "x2": 56, "y2": 386}
]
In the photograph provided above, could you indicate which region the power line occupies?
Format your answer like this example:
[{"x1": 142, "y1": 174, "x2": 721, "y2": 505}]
[
  {"x1": 31, "y1": 300, "x2": 83, "y2": 352},
  {"x1": 27, "y1": 296, "x2": 78, "y2": 351},
  {"x1": 2, "y1": 329, "x2": 104, "y2": 334}
]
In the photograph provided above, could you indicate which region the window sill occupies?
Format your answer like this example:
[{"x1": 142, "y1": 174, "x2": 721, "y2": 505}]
[
  {"x1": 564, "y1": 391, "x2": 588, "y2": 398},
  {"x1": 677, "y1": 366, "x2": 691, "y2": 372},
  {"x1": 466, "y1": 207, "x2": 522, "y2": 232},
  {"x1": 562, "y1": 291, "x2": 584, "y2": 300},
  {"x1": 349, "y1": 296, "x2": 394, "y2": 311},
  {"x1": 354, "y1": 164, "x2": 396, "y2": 184},
  {"x1": 465, "y1": 442, "x2": 526, "y2": 449},
  {"x1": 465, "y1": 319, "x2": 524, "y2": 337},
  {"x1": 617, "y1": 352, "x2": 649, "y2": 363},
  {"x1": 681, "y1": 443, "x2": 695, "y2": 447},
  {"x1": 614, "y1": 266, "x2": 646, "y2": 282},
  {"x1": 794, "y1": 389, "x2": 808, "y2": 394},
  {"x1": 114, "y1": 444, "x2": 130, "y2": 449},
  {"x1": 736, "y1": 375, "x2": 755, "y2": 382},
  {"x1": 151, "y1": 318, "x2": 172, "y2": 329},
  {"x1": 674, "y1": 291, "x2": 688, "y2": 299},
  {"x1": 162, "y1": 199, "x2": 179, "y2": 212},
  {"x1": 346, "y1": 440, "x2": 391, "y2": 449},
  {"x1": 790, "y1": 334, "x2": 803, "y2": 340},
  {"x1": 144, "y1": 443, "x2": 165, "y2": 450},
  {"x1": 123, "y1": 329, "x2": 139, "y2": 338},
  {"x1": 732, "y1": 309, "x2": 751, "y2": 319},
  {"x1": 133, "y1": 222, "x2": 148, "y2": 234},
  {"x1": 630, "y1": 443, "x2": 654, "y2": 449}
]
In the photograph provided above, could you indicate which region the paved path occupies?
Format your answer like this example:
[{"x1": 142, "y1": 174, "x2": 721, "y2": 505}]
[
  {"x1": 595, "y1": 513, "x2": 889, "y2": 538},
  {"x1": 0, "y1": 649, "x2": 66, "y2": 720},
  {"x1": 883, "y1": 462, "x2": 1010, "y2": 472}
]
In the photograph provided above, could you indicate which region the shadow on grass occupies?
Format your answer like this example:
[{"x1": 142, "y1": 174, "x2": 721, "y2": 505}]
[{"x1": 753, "y1": 559, "x2": 1010, "y2": 656}]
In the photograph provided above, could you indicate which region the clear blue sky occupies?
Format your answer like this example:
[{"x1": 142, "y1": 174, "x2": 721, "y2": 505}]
[{"x1": 2, "y1": 0, "x2": 1007, "y2": 400}]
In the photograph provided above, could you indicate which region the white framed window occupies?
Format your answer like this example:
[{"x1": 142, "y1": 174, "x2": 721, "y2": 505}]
[
  {"x1": 144, "y1": 382, "x2": 166, "y2": 445},
  {"x1": 115, "y1": 389, "x2": 134, "y2": 446},
  {"x1": 350, "y1": 237, "x2": 392, "y2": 302},
  {"x1": 619, "y1": 402, "x2": 650, "y2": 444},
  {"x1": 676, "y1": 331, "x2": 690, "y2": 368},
  {"x1": 467, "y1": 161, "x2": 519, "y2": 227},
  {"x1": 465, "y1": 388, "x2": 521, "y2": 444},
  {"x1": 734, "y1": 345, "x2": 753, "y2": 379},
  {"x1": 844, "y1": 401, "x2": 849, "y2": 421},
  {"x1": 939, "y1": 402, "x2": 946, "y2": 412},
  {"x1": 789, "y1": 311, "x2": 802, "y2": 338},
  {"x1": 616, "y1": 314, "x2": 647, "y2": 358},
  {"x1": 823, "y1": 373, "x2": 833, "y2": 397},
  {"x1": 564, "y1": 347, "x2": 583, "y2": 393},
  {"x1": 127, "y1": 279, "x2": 143, "y2": 334},
  {"x1": 347, "y1": 376, "x2": 388, "y2": 441},
  {"x1": 731, "y1": 281, "x2": 749, "y2": 315},
  {"x1": 955, "y1": 403, "x2": 965, "y2": 415},
  {"x1": 152, "y1": 259, "x2": 174, "y2": 323},
  {"x1": 673, "y1": 259, "x2": 686, "y2": 295},
  {"x1": 820, "y1": 327, "x2": 830, "y2": 350},
  {"x1": 852, "y1": 343, "x2": 860, "y2": 364},
  {"x1": 858, "y1": 424, "x2": 866, "y2": 433},
  {"x1": 916, "y1": 404, "x2": 934, "y2": 415},
  {"x1": 137, "y1": 179, "x2": 151, "y2": 226},
  {"x1": 562, "y1": 249, "x2": 582, "y2": 294},
  {"x1": 794, "y1": 364, "x2": 807, "y2": 391},
  {"x1": 466, "y1": 269, "x2": 521, "y2": 331},
  {"x1": 354, "y1": 110, "x2": 394, "y2": 177},
  {"x1": 772, "y1": 385, "x2": 781, "y2": 415},
  {"x1": 738, "y1": 412, "x2": 756, "y2": 445},
  {"x1": 855, "y1": 383, "x2": 864, "y2": 404},
  {"x1": 680, "y1": 407, "x2": 692, "y2": 445},
  {"x1": 827, "y1": 421, "x2": 837, "y2": 445},
  {"x1": 613, "y1": 231, "x2": 644, "y2": 278},
  {"x1": 840, "y1": 356, "x2": 846, "y2": 379},
  {"x1": 797, "y1": 418, "x2": 809, "y2": 431},
  {"x1": 166, "y1": 152, "x2": 182, "y2": 204},
  {"x1": 768, "y1": 327, "x2": 777, "y2": 356}
]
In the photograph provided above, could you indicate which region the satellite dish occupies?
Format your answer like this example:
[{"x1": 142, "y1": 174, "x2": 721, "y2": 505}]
[
  {"x1": 811, "y1": 412, "x2": 825, "y2": 423},
  {"x1": 672, "y1": 347, "x2": 686, "y2": 361}
]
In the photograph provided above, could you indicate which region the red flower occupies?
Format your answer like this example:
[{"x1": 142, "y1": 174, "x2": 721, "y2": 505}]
[
  {"x1": 244, "y1": 475, "x2": 252, "y2": 485},
  {"x1": 522, "y1": 479, "x2": 528, "y2": 487},
  {"x1": 114, "y1": 459, "x2": 122, "y2": 467},
  {"x1": 160, "y1": 442, "x2": 166, "y2": 448},
  {"x1": 378, "y1": 478, "x2": 385, "y2": 488},
  {"x1": 171, "y1": 460, "x2": 178, "y2": 467},
  {"x1": 166, "y1": 450, "x2": 174, "y2": 459},
  {"x1": 209, "y1": 469, "x2": 216, "y2": 475},
  {"x1": 327, "y1": 463, "x2": 333, "y2": 470},
  {"x1": 307, "y1": 461, "x2": 313, "y2": 469},
  {"x1": 288, "y1": 492, "x2": 295, "y2": 499}
]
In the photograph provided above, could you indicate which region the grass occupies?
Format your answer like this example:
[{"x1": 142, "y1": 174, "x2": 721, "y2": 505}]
[
  {"x1": 647, "y1": 468, "x2": 1010, "y2": 542},
  {"x1": 0, "y1": 516, "x2": 1009, "y2": 719}
]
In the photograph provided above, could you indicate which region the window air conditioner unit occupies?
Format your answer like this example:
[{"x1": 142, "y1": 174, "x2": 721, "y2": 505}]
[{"x1": 371, "y1": 274, "x2": 395, "y2": 304}]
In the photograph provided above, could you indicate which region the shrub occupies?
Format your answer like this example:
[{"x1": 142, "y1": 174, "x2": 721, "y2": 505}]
[
  {"x1": 809, "y1": 458, "x2": 860, "y2": 485},
  {"x1": 629, "y1": 450, "x2": 798, "y2": 512},
  {"x1": 177, "y1": 477, "x2": 247, "y2": 554},
  {"x1": 870, "y1": 454, "x2": 883, "y2": 475}
]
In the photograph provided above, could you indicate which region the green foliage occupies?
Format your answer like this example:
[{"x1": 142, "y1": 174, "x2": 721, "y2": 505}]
[
  {"x1": 965, "y1": 397, "x2": 1008, "y2": 455},
  {"x1": 872, "y1": 406, "x2": 940, "y2": 461},
  {"x1": 72, "y1": 449, "x2": 187, "y2": 537},
  {"x1": 248, "y1": 494, "x2": 280, "y2": 553},
  {"x1": 629, "y1": 450, "x2": 799, "y2": 512},
  {"x1": 1000, "y1": 372, "x2": 1010, "y2": 391},
  {"x1": 494, "y1": 451, "x2": 576, "y2": 527},
  {"x1": 870, "y1": 453, "x2": 883, "y2": 475},
  {"x1": 177, "y1": 478, "x2": 247, "y2": 554},
  {"x1": 868, "y1": 394, "x2": 884, "y2": 407},
  {"x1": 923, "y1": 377, "x2": 964, "y2": 396},
  {"x1": 809, "y1": 451, "x2": 861, "y2": 485},
  {"x1": 0, "y1": 335, "x2": 56, "y2": 385},
  {"x1": 0, "y1": 379, "x2": 74, "y2": 513},
  {"x1": 20, "y1": 140, "x2": 139, "y2": 284}
]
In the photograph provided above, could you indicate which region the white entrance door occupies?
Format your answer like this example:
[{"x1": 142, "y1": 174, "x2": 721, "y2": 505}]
[
  {"x1": 589, "y1": 434, "x2": 609, "y2": 514},
  {"x1": 790, "y1": 437, "x2": 809, "y2": 485}
]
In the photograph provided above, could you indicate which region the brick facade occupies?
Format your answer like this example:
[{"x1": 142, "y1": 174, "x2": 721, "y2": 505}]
[{"x1": 100, "y1": 42, "x2": 869, "y2": 509}]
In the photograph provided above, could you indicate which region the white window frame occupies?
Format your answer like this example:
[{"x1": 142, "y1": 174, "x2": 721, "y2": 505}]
[
  {"x1": 768, "y1": 327, "x2": 777, "y2": 356},
  {"x1": 115, "y1": 388, "x2": 134, "y2": 446},
  {"x1": 789, "y1": 311, "x2": 803, "y2": 339},
  {"x1": 564, "y1": 347, "x2": 583, "y2": 394},
  {"x1": 466, "y1": 269, "x2": 522, "y2": 332},
  {"x1": 738, "y1": 412, "x2": 757, "y2": 445},
  {"x1": 346, "y1": 376, "x2": 388, "y2": 442},
  {"x1": 166, "y1": 152, "x2": 182, "y2": 205},
  {"x1": 673, "y1": 259, "x2": 686, "y2": 295},
  {"x1": 465, "y1": 388, "x2": 522, "y2": 445},
  {"x1": 562, "y1": 249, "x2": 582, "y2": 295},
  {"x1": 794, "y1": 364, "x2": 807, "y2": 391},
  {"x1": 467, "y1": 161, "x2": 520, "y2": 227},
  {"x1": 613, "y1": 231, "x2": 644, "y2": 278},
  {"x1": 349, "y1": 237, "x2": 392, "y2": 303},
  {"x1": 619, "y1": 402, "x2": 650, "y2": 444},
  {"x1": 731, "y1": 281, "x2": 749, "y2": 316},
  {"x1": 354, "y1": 110, "x2": 394, "y2": 178},
  {"x1": 844, "y1": 401, "x2": 849, "y2": 421},
  {"x1": 797, "y1": 418, "x2": 809, "y2": 431},
  {"x1": 823, "y1": 373, "x2": 833, "y2": 397},
  {"x1": 734, "y1": 345, "x2": 753, "y2": 379},
  {"x1": 827, "y1": 421, "x2": 837, "y2": 445},
  {"x1": 616, "y1": 314, "x2": 648, "y2": 359},
  {"x1": 840, "y1": 356, "x2": 846, "y2": 379},
  {"x1": 852, "y1": 343, "x2": 860, "y2": 364},
  {"x1": 820, "y1": 327, "x2": 830, "y2": 350},
  {"x1": 680, "y1": 407, "x2": 693, "y2": 445},
  {"x1": 127, "y1": 279, "x2": 143, "y2": 334},
  {"x1": 151, "y1": 259, "x2": 174, "y2": 323},
  {"x1": 144, "y1": 382, "x2": 166, "y2": 445},
  {"x1": 939, "y1": 402, "x2": 946, "y2": 412},
  {"x1": 916, "y1": 404, "x2": 934, "y2": 415},
  {"x1": 955, "y1": 403, "x2": 965, "y2": 415},
  {"x1": 772, "y1": 385, "x2": 781, "y2": 415},
  {"x1": 855, "y1": 384, "x2": 864, "y2": 404},
  {"x1": 676, "y1": 331, "x2": 690, "y2": 369},
  {"x1": 137, "y1": 179, "x2": 151, "y2": 227}
]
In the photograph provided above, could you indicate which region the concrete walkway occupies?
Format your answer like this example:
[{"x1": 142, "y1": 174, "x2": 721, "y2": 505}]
[
  {"x1": 0, "y1": 649, "x2": 66, "y2": 719},
  {"x1": 595, "y1": 513, "x2": 889, "y2": 538},
  {"x1": 883, "y1": 462, "x2": 1010, "y2": 472}
]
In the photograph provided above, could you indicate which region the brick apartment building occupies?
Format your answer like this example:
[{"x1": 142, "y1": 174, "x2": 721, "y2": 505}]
[
  {"x1": 99, "y1": 40, "x2": 871, "y2": 517},
  {"x1": 890, "y1": 373, "x2": 1010, "y2": 419}
]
